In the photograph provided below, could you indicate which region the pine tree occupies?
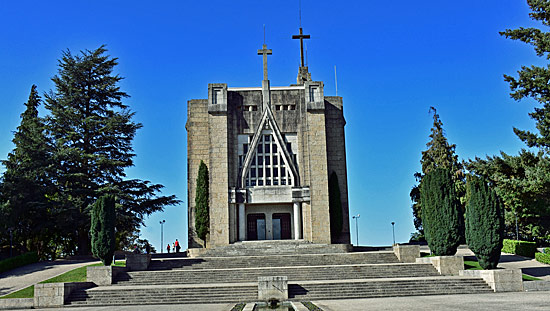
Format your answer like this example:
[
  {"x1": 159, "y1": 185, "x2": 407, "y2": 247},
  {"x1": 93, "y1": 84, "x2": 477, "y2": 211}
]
[
  {"x1": 45, "y1": 46, "x2": 178, "y2": 255},
  {"x1": 465, "y1": 175, "x2": 504, "y2": 270},
  {"x1": 195, "y1": 160, "x2": 209, "y2": 243},
  {"x1": 91, "y1": 194, "x2": 116, "y2": 265},
  {"x1": 329, "y1": 171, "x2": 343, "y2": 242},
  {"x1": 411, "y1": 107, "x2": 465, "y2": 236},
  {"x1": 501, "y1": 1, "x2": 550, "y2": 152},
  {"x1": 0, "y1": 85, "x2": 54, "y2": 255},
  {"x1": 420, "y1": 168, "x2": 463, "y2": 256}
]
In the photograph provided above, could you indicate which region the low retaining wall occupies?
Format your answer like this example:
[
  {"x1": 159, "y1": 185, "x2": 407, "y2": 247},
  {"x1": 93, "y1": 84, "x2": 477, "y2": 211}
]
[
  {"x1": 187, "y1": 248, "x2": 208, "y2": 258},
  {"x1": 460, "y1": 269, "x2": 523, "y2": 292},
  {"x1": 87, "y1": 265, "x2": 127, "y2": 285},
  {"x1": 34, "y1": 282, "x2": 94, "y2": 308},
  {"x1": 416, "y1": 256, "x2": 464, "y2": 275},
  {"x1": 258, "y1": 276, "x2": 288, "y2": 302},
  {"x1": 523, "y1": 280, "x2": 550, "y2": 292},
  {"x1": 0, "y1": 298, "x2": 33, "y2": 310},
  {"x1": 126, "y1": 253, "x2": 151, "y2": 271},
  {"x1": 393, "y1": 244, "x2": 420, "y2": 263}
]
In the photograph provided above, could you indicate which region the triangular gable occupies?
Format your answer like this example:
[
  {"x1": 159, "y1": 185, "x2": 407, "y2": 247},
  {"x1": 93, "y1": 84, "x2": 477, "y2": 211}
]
[{"x1": 240, "y1": 105, "x2": 300, "y2": 188}]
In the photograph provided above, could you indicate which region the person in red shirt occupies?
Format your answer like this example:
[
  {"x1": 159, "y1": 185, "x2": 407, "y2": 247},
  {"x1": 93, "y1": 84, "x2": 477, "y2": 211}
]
[{"x1": 175, "y1": 239, "x2": 181, "y2": 253}]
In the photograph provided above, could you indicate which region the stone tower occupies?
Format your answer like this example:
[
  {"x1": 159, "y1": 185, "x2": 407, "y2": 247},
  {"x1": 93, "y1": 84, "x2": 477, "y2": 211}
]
[{"x1": 186, "y1": 29, "x2": 350, "y2": 249}]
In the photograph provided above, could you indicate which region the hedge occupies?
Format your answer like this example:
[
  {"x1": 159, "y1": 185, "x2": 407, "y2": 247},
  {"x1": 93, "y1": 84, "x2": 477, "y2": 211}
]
[
  {"x1": 0, "y1": 252, "x2": 39, "y2": 274},
  {"x1": 535, "y1": 252, "x2": 550, "y2": 265},
  {"x1": 501, "y1": 239, "x2": 537, "y2": 258}
]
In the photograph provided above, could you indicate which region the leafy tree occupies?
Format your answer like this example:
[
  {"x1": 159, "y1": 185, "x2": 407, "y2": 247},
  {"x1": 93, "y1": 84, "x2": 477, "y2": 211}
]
[
  {"x1": 420, "y1": 168, "x2": 463, "y2": 256},
  {"x1": 501, "y1": 0, "x2": 550, "y2": 152},
  {"x1": 44, "y1": 46, "x2": 179, "y2": 255},
  {"x1": 465, "y1": 175, "x2": 504, "y2": 269},
  {"x1": 0, "y1": 85, "x2": 54, "y2": 257},
  {"x1": 329, "y1": 171, "x2": 343, "y2": 242},
  {"x1": 467, "y1": 151, "x2": 550, "y2": 242},
  {"x1": 91, "y1": 194, "x2": 116, "y2": 265},
  {"x1": 465, "y1": 1, "x2": 550, "y2": 244},
  {"x1": 411, "y1": 107, "x2": 465, "y2": 235},
  {"x1": 195, "y1": 160, "x2": 209, "y2": 243}
]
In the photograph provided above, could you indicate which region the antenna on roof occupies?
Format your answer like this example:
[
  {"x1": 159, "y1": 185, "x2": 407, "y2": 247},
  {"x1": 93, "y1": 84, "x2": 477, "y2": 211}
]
[
  {"x1": 299, "y1": 0, "x2": 302, "y2": 27},
  {"x1": 334, "y1": 65, "x2": 338, "y2": 96}
]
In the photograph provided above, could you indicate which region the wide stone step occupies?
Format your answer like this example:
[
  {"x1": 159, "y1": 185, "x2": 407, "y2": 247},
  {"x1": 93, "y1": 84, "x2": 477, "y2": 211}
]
[
  {"x1": 114, "y1": 264, "x2": 440, "y2": 285},
  {"x1": 148, "y1": 251, "x2": 399, "y2": 271},
  {"x1": 66, "y1": 277, "x2": 493, "y2": 306},
  {"x1": 288, "y1": 278, "x2": 493, "y2": 300},
  {"x1": 191, "y1": 241, "x2": 350, "y2": 257}
]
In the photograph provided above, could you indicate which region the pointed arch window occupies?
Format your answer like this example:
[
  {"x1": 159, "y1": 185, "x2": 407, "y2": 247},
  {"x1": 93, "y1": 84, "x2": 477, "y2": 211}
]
[{"x1": 242, "y1": 131, "x2": 296, "y2": 188}]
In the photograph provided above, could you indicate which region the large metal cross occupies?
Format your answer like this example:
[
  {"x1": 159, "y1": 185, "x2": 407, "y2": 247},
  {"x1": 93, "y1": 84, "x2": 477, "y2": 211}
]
[
  {"x1": 257, "y1": 44, "x2": 272, "y2": 81},
  {"x1": 292, "y1": 27, "x2": 310, "y2": 67}
]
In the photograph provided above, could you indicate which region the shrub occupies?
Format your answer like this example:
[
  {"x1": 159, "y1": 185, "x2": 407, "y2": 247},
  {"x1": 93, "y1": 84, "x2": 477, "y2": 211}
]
[
  {"x1": 0, "y1": 252, "x2": 39, "y2": 274},
  {"x1": 195, "y1": 160, "x2": 209, "y2": 242},
  {"x1": 465, "y1": 176, "x2": 504, "y2": 269},
  {"x1": 420, "y1": 168, "x2": 463, "y2": 256},
  {"x1": 535, "y1": 252, "x2": 550, "y2": 265},
  {"x1": 329, "y1": 171, "x2": 343, "y2": 242},
  {"x1": 91, "y1": 194, "x2": 116, "y2": 266},
  {"x1": 502, "y1": 239, "x2": 537, "y2": 258}
]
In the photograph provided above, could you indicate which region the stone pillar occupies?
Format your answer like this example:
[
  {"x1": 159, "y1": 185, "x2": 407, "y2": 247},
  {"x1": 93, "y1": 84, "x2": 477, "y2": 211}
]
[
  {"x1": 293, "y1": 202, "x2": 302, "y2": 240},
  {"x1": 239, "y1": 203, "x2": 246, "y2": 241}
]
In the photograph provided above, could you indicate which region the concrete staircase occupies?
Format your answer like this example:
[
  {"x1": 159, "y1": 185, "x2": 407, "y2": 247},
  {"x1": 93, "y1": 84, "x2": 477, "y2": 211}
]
[{"x1": 66, "y1": 242, "x2": 494, "y2": 306}]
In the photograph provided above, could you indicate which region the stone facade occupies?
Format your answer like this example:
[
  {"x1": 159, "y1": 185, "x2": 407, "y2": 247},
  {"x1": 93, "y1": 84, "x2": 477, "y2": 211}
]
[{"x1": 186, "y1": 43, "x2": 351, "y2": 248}]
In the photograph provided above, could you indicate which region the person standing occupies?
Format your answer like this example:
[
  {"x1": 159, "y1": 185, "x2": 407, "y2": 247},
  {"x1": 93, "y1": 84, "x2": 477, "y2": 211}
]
[
  {"x1": 175, "y1": 239, "x2": 180, "y2": 253},
  {"x1": 166, "y1": 243, "x2": 170, "y2": 253}
]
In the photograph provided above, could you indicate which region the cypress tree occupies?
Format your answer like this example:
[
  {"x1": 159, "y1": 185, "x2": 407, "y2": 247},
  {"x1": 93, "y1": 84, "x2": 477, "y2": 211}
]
[
  {"x1": 465, "y1": 175, "x2": 504, "y2": 269},
  {"x1": 44, "y1": 46, "x2": 178, "y2": 254},
  {"x1": 411, "y1": 107, "x2": 465, "y2": 236},
  {"x1": 195, "y1": 160, "x2": 209, "y2": 243},
  {"x1": 0, "y1": 85, "x2": 54, "y2": 255},
  {"x1": 420, "y1": 168, "x2": 463, "y2": 256},
  {"x1": 329, "y1": 171, "x2": 343, "y2": 242},
  {"x1": 91, "y1": 194, "x2": 116, "y2": 266}
]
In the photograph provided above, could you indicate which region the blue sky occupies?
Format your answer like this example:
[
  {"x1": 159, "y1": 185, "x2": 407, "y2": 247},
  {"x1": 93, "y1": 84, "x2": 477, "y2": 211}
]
[{"x1": 0, "y1": 1, "x2": 543, "y2": 248}]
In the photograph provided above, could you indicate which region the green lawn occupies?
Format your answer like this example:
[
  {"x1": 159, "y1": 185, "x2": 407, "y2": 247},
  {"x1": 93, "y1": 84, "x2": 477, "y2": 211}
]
[
  {"x1": 0, "y1": 260, "x2": 125, "y2": 299},
  {"x1": 0, "y1": 285, "x2": 34, "y2": 299},
  {"x1": 464, "y1": 259, "x2": 541, "y2": 281}
]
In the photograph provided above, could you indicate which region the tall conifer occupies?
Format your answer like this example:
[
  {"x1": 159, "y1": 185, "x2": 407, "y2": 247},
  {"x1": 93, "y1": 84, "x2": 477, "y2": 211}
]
[
  {"x1": 411, "y1": 107, "x2": 464, "y2": 236},
  {"x1": 420, "y1": 168, "x2": 463, "y2": 256},
  {"x1": 329, "y1": 171, "x2": 343, "y2": 242},
  {"x1": 91, "y1": 194, "x2": 116, "y2": 265},
  {"x1": 1, "y1": 85, "x2": 53, "y2": 255},
  {"x1": 465, "y1": 176, "x2": 504, "y2": 269},
  {"x1": 45, "y1": 46, "x2": 178, "y2": 254},
  {"x1": 195, "y1": 161, "x2": 209, "y2": 243}
]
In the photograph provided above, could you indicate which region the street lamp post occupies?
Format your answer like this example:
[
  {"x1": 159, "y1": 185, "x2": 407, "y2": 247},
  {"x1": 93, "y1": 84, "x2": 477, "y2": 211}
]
[
  {"x1": 160, "y1": 220, "x2": 166, "y2": 253},
  {"x1": 352, "y1": 214, "x2": 360, "y2": 246},
  {"x1": 8, "y1": 228, "x2": 13, "y2": 258},
  {"x1": 391, "y1": 222, "x2": 396, "y2": 245}
]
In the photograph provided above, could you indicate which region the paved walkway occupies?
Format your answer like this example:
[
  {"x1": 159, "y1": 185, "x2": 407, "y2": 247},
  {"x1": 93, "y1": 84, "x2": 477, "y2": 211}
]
[
  {"x1": 19, "y1": 292, "x2": 550, "y2": 311},
  {"x1": 314, "y1": 291, "x2": 550, "y2": 311},
  {"x1": 454, "y1": 246, "x2": 550, "y2": 281},
  {"x1": 0, "y1": 259, "x2": 99, "y2": 297}
]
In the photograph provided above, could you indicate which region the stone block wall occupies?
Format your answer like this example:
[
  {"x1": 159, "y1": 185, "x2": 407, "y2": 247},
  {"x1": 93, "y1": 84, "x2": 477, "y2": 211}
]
[
  {"x1": 325, "y1": 96, "x2": 351, "y2": 244},
  {"x1": 34, "y1": 282, "x2": 94, "y2": 308},
  {"x1": 305, "y1": 110, "x2": 331, "y2": 244},
  {"x1": 208, "y1": 110, "x2": 230, "y2": 246},
  {"x1": 186, "y1": 99, "x2": 209, "y2": 248}
]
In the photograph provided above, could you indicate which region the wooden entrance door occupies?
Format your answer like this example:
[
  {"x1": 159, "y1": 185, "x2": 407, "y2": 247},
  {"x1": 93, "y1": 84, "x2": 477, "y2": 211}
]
[
  {"x1": 247, "y1": 213, "x2": 266, "y2": 240},
  {"x1": 272, "y1": 213, "x2": 291, "y2": 239}
]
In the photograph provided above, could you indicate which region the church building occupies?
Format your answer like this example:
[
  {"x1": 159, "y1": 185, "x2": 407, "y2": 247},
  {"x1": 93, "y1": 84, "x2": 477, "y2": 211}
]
[{"x1": 186, "y1": 28, "x2": 350, "y2": 248}]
